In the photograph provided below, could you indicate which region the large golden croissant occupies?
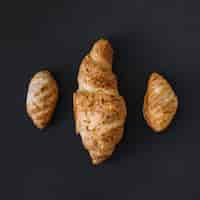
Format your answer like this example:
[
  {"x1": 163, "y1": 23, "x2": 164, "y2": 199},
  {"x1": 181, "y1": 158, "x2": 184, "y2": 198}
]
[{"x1": 73, "y1": 39, "x2": 127, "y2": 165}]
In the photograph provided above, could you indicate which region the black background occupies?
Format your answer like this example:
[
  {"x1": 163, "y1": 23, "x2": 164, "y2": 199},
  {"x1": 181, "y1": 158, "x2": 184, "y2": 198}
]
[{"x1": 1, "y1": 0, "x2": 200, "y2": 199}]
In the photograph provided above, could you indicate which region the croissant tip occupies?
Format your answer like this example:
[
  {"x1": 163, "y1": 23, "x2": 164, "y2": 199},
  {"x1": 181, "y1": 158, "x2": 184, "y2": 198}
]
[
  {"x1": 38, "y1": 69, "x2": 51, "y2": 74},
  {"x1": 40, "y1": 69, "x2": 50, "y2": 72},
  {"x1": 93, "y1": 38, "x2": 112, "y2": 47},
  {"x1": 97, "y1": 37, "x2": 109, "y2": 42},
  {"x1": 149, "y1": 72, "x2": 166, "y2": 84},
  {"x1": 92, "y1": 159, "x2": 104, "y2": 165},
  {"x1": 150, "y1": 72, "x2": 161, "y2": 78},
  {"x1": 31, "y1": 70, "x2": 53, "y2": 81},
  {"x1": 35, "y1": 123, "x2": 46, "y2": 129}
]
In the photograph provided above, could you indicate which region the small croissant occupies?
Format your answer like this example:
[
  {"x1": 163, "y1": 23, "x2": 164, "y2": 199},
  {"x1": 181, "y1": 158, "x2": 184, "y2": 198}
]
[
  {"x1": 143, "y1": 72, "x2": 178, "y2": 132},
  {"x1": 73, "y1": 39, "x2": 127, "y2": 164},
  {"x1": 26, "y1": 70, "x2": 58, "y2": 129}
]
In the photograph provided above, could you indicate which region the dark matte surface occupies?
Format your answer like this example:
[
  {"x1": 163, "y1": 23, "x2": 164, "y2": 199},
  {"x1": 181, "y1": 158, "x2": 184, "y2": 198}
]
[{"x1": 1, "y1": 0, "x2": 200, "y2": 199}]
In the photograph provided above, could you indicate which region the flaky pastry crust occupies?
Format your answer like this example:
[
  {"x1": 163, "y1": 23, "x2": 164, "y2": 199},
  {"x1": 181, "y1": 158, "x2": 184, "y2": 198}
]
[
  {"x1": 73, "y1": 39, "x2": 127, "y2": 164},
  {"x1": 26, "y1": 70, "x2": 58, "y2": 129},
  {"x1": 143, "y1": 73, "x2": 178, "y2": 132}
]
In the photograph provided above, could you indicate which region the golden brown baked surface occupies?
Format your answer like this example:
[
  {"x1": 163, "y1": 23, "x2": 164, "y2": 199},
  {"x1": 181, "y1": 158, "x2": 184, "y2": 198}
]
[
  {"x1": 26, "y1": 70, "x2": 58, "y2": 129},
  {"x1": 143, "y1": 72, "x2": 178, "y2": 132},
  {"x1": 73, "y1": 39, "x2": 127, "y2": 164}
]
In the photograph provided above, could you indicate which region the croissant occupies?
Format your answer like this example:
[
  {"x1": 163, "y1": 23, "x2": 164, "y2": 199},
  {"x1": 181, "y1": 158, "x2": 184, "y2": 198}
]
[
  {"x1": 26, "y1": 70, "x2": 58, "y2": 129},
  {"x1": 73, "y1": 39, "x2": 127, "y2": 165},
  {"x1": 143, "y1": 72, "x2": 178, "y2": 132}
]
